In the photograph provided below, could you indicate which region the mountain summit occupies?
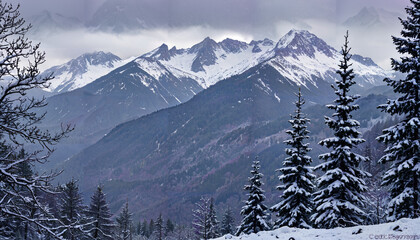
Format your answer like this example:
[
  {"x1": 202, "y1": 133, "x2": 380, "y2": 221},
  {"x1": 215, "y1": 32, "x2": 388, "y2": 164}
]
[
  {"x1": 275, "y1": 29, "x2": 335, "y2": 58},
  {"x1": 43, "y1": 51, "x2": 132, "y2": 94},
  {"x1": 41, "y1": 30, "x2": 391, "y2": 176},
  {"x1": 138, "y1": 29, "x2": 388, "y2": 89}
]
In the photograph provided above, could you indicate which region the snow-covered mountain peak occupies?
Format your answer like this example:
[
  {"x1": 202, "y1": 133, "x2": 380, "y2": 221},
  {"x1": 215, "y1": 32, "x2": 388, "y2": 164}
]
[
  {"x1": 188, "y1": 37, "x2": 221, "y2": 72},
  {"x1": 149, "y1": 36, "x2": 275, "y2": 87},
  {"x1": 275, "y1": 29, "x2": 335, "y2": 58},
  {"x1": 142, "y1": 43, "x2": 177, "y2": 61},
  {"x1": 250, "y1": 38, "x2": 274, "y2": 53},
  {"x1": 220, "y1": 38, "x2": 248, "y2": 53},
  {"x1": 43, "y1": 51, "x2": 133, "y2": 93},
  {"x1": 134, "y1": 31, "x2": 389, "y2": 89},
  {"x1": 276, "y1": 29, "x2": 310, "y2": 48},
  {"x1": 265, "y1": 29, "x2": 390, "y2": 88},
  {"x1": 352, "y1": 54, "x2": 378, "y2": 67},
  {"x1": 250, "y1": 38, "x2": 274, "y2": 46},
  {"x1": 189, "y1": 37, "x2": 219, "y2": 54},
  {"x1": 77, "y1": 51, "x2": 121, "y2": 69}
]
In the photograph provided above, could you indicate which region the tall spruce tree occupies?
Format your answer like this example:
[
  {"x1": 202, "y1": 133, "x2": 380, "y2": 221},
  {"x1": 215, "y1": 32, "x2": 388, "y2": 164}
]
[
  {"x1": 154, "y1": 213, "x2": 164, "y2": 240},
  {"x1": 236, "y1": 160, "x2": 270, "y2": 235},
  {"x1": 86, "y1": 186, "x2": 114, "y2": 239},
  {"x1": 165, "y1": 219, "x2": 175, "y2": 236},
  {"x1": 59, "y1": 179, "x2": 86, "y2": 240},
  {"x1": 377, "y1": 0, "x2": 420, "y2": 221},
  {"x1": 220, "y1": 207, "x2": 235, "y2": 235},
  {"x1": 115, "y1": 201, "x2": 132, "y2": 240},
  {"x1": 141, "y1": 220, "x2": 148, "y2": 237},
  {"x1": 311, "y1": 32, "x2": 369, "y2": 229},
  {"x1": 149, "y1": 219, "x2": 155, "y2": 238},
  {"x1": 271, "y1": 88, "x2": 315, "y2": 229},
  {"x1": 208, "y1": 198, "x2": 220, "y2": 238}
]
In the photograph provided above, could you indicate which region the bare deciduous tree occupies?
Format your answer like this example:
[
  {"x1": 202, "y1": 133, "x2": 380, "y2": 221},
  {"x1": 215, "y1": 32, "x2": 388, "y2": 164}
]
[{"x1": 0, "y1": 2, "x2": 72, "y2": 238}]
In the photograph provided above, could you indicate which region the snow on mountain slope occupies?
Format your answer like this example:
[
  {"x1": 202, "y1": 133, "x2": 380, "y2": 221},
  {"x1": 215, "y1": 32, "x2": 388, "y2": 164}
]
[
  {"x1": 215, "y1": 218, "x2": 420, "y2": 240},
  {"x1": 141, "y1": 30, "x2": 390, "y2": 90},
  {"x1": 42, "y1": 51, "x2": 134, "y2": 94},
  {"x1": 44, "y1": 30, "x2": 389, "y2": 96},
  {"x1": 266, "y1": 29, "x2": 390, "y2": 88},
  {"x1": 143, "y1": 38, "x2": 275, "y2": 88}
]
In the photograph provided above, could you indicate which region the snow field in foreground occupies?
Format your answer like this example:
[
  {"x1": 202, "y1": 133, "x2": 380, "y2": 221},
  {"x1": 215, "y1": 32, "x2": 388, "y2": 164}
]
[{"x1": 214, "y1": 218, "x2": 420, "y2": 240}]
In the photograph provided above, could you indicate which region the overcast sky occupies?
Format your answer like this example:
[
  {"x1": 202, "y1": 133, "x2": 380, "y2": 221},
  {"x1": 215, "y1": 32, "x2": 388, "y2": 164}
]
[{"x1": 11, "y1": 0, "x2": 411, "y2": 70}]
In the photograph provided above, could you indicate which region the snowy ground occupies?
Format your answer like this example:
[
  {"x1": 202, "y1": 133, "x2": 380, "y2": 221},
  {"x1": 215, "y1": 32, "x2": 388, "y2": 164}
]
[{"x1": 215, "y1": 218, "x2": 420, "y2": 240}]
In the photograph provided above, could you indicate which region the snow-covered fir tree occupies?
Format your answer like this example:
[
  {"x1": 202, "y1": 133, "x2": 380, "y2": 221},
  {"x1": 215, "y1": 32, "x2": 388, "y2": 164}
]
[
  {"x1": 165, "y1": 219, "x2": 175, "y2": 236},
  {"x1": 59, "y1": 179, "x2": 86, "y2": 240},
  {"x1": 193, "y1": 196, "x2": 211, "y2": 240},
  {"x1": 220, "y1": 207, "x2": 235, "y2": 235},
  {"x1": 271, "y1": 88, "x2": 315, "y2": 229},
  {"x1": 209, "y1": 198, "x2": 221, "y2": 238},
  {"x1": 377, "y1": 0, "x2": 420, "y2": 221},
  {"x1": 236, "y1": 160, "x2": 270, "y2": 235},
  {"x1": 115, "y1": 201, "x2": 133, "y2": 240},
  {"x1": 154, "y1": 213, "x2": 164, "y2": 240},
  {"x1": 86, "y1": 186, "x2": 114, "y2": 239},
  {"x1": 311, "y1": 32, "x2": 370, "y2": 229}
]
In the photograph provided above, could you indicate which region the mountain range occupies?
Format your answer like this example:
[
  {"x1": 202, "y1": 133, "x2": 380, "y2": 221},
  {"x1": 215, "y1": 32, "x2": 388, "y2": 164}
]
[
  {"x1": 39, "y1": 30, "x2": 390, "y2": 163},
  {"x1": 36, "y1": 29, "x2": 395, "y2": 222}
]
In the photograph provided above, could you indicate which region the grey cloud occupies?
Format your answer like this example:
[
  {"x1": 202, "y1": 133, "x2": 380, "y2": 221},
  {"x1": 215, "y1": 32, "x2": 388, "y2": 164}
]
[{"x1": 10, "y1": 0, "x2": 412, "y2": 71}]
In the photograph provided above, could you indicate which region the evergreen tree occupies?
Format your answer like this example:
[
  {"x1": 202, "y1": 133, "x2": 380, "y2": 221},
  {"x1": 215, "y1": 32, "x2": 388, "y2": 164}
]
[
  {"x1": 377, "y1": 0, "x2": 420, "y2": 221},
  {"x1": 236, "y1": 160, "x2": 270, "y2": 235},
  {"x1": 271, "y1": 89, "x2": 315, "y2": 229},
  {"x1": 86, "y1": 186, "x2": 114, "y2": 239},
  {"x1": 311, "y1": 32, "x2": 369, "y2": 229},
  {"x1": 116, "y1": 201, "x2": 132, "y2": 240},
  {"x1": 149, "y1": 219, "x2": 155, "y2": 238},
  {"x1": 165, "y1": 219, "x2": 175, "y2": 236},
  {"x1": 141, "y1": 220, "x2": 148, "y2": 237},
  {"x1": 154, "y1": 213, "x2": 164, "y2": 240},
  {"x1": 136, "y1": 221, "x2": 141, "y2": 236},
  {"x1": 208, "y1": 198, "x2": 220, "y2": 238},
  {"x1": 192, "y1": 196, "x2": 211, "y2": 240},
  {"x1": 220, "y1": 207, "x2": 235, "y2": 235},
  {"x1": 59, "y1": 179, "x2": 85, "y2": 240}
]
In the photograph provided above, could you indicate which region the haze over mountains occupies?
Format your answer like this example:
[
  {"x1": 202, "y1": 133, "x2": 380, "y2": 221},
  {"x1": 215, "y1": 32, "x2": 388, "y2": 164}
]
[
  {"x1": 34, "y1": 29, "x2": 394, "y2": 221},
  {"x1": 344, "y1": 7, "x2": 402, "y2": 29}
]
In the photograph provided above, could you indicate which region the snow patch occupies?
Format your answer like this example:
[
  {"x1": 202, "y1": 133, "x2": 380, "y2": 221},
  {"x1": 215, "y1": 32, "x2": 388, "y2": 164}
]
[{"x1": 214, "y1": 218, "x2": 420, "y2": 240}]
